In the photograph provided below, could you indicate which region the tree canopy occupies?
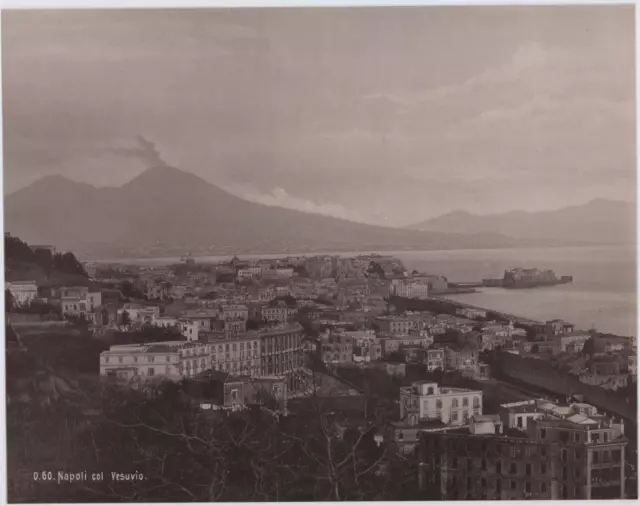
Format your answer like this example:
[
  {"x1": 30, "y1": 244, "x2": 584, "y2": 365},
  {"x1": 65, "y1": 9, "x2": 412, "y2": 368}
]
[
  {"x1": 5, "y1": 234, "x2": 87, "y2": 278},
  {"x1": 7, "y1": 382, "x2": 427, "y2": 502}
]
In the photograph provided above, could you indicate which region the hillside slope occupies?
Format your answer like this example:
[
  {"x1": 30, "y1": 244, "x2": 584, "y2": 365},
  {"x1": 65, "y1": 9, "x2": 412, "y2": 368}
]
[
  {"x1": 5, "y1": 166, "x2": 536, "y2": 259},
  {"x1": 410, "y1": 199, "x2": 636, "y2": 245}
]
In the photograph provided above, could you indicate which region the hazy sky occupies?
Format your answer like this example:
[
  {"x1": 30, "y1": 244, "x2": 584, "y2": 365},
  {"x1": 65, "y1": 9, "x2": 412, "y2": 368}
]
[{"x1": 3, "y1": 6, "x2": 636, "y2": 226}]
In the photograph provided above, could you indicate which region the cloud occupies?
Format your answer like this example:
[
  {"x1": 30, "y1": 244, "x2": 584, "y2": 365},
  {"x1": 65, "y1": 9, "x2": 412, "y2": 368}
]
[
  {"x1": 111, "y1": 136, "x2": 171, "y2": 168},
  {"x1": 221, "y1": 183, "x2": 378, "y2": 225},
  {"x1": 4, "y1": 10, "x2": 634, "y2": 224},
  {"x1": 364, "y1": 41, "x2": 631, "y2": 114}
]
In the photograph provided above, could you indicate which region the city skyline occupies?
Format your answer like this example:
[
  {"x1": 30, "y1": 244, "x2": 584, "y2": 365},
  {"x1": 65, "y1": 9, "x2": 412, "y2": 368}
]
[{"x1": 3, "y1": 6, "x2": 635, "y2": 227}]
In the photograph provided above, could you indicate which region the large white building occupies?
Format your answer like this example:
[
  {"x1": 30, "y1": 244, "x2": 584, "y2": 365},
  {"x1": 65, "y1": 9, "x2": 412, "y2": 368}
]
[
  {"x1": 237, "y1": 267, "x2": 263, "y2": 281},
  {"x1": 100, "y1": 341, "x2": 210, "y2": 381},
  {"x1": 6, "y1": 281, "x2": 38, "y2": 306},
  {"x1": 59, "y1": 286, "x2": 103, "y2": 323},
  {"x1": 209, "y1": 332, "x2": 261, "y2": 377},
  {"x1": 389, "y1": 277, "x2": 430, "y2": 299},
  {"x1": 399, "y1": 381, "x2": 483, "y2": 425}
]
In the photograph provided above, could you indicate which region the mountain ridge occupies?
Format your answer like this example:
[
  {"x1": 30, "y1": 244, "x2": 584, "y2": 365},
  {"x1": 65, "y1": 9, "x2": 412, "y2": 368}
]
[
  {"x1": 5, "y1": 167, "x2": 604, "y2": 260},
  {"x1": 409, "y1": 199, "x2": 636, "y2": 245}
]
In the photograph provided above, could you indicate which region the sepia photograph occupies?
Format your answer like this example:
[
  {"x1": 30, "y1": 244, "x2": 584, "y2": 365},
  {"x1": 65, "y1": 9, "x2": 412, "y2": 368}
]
[{"x1": 2, "y1": 3, "x2": 637, "y2": 502}]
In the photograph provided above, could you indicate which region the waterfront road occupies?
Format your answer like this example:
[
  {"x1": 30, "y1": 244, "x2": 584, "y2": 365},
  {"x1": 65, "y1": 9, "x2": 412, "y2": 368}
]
[{"x1": 432, "y1": 295, "x2": 544, "y2": 326}]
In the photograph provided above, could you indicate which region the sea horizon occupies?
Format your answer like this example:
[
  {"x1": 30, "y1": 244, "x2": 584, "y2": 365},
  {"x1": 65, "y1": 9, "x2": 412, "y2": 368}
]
[{"x1": 87, "y1": 242, "x2": 635, "y2": 267}]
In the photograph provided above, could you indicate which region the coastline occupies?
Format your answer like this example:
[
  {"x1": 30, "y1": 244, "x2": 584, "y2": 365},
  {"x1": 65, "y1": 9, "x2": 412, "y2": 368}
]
[
  {"x1": 429, "y1": 294, "x2": 545, "y2": 326},
  {"x1": 392, "y1": 294, "x2": 633, "y2": 340},
  {"x1": 84, "y1": 243, "x2": 633, "y2": 265}
]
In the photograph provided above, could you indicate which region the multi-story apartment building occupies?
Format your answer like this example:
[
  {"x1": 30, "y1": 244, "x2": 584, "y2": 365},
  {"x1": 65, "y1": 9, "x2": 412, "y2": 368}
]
[
  {"x1": 218, "y1": 318, "x2": 248, "y2": 337},
  {"x1": 627, "y1": 353, "x2": 637, "y2": 377},
  {"x1": 200, "y1": 372, "x2": 288, "y2": 412},
  {"x1": 492, "y1": 399, "x2": 627, "y2": 499},
  {"x1": 545, "y1": 319, "x2": 576, "y2": 336},
  {"x1": 444, "y1": 343, "x2": 479, "y2": 374},
  {"x1": 389, "y1": 277, "x2": 430, "y2": 299},
  {"x1": 181, "y1": 310, "x2": 217, "y2": 331},
  {"x1": 374, "y1": 315, "x2": 415, "y2": 335},
  {"x1": 356, "y1": 340, "x2": 382, "y2": 363},
  {"x1": 379, "y1": 334, "x2": 431, "y2": 358},
  {"x1": 257, "y1": 323, "x2": 305, "y2": 390},
  {"x1": 145, "y1": 281, "x2": 171, "y2": 301},
  {"x1": 181, "y1": 320, "x2": 200, "y2": 341},
  {"x1": 99, "y1": 341, "x2": 210, "y2": 381},
  {"x1": 56, "y1": 286, "x2": 89, "y2": 300},
  {"x1": 551, "y1": 332, "x2": 592, "y2": 353},
  {"x1": 207, "y1": 333, "x2": 261, "y2": 377},
  {"x1": 237, "y1": 267, "x2": 263, "y2": 281},
  {"x1": 418, "y1": 414, "x2": 558, "y2": 500},
  {"x1": 257, "y1": 286, "x2": 277, "y2": 302},
  {"x1": 427, "y1": 348, "x2": 446, "y2": 372},
  {"x1": 220, "y1": 304, "x2": 249, "y2": 322},
  {"x1": 304, "y1": 256, "x2": 335, "y2": 279},
  {"x1": 320, "y1": 332, "x2": 354, "y2": 364},
  {"x1": 433, "y1": 314, "x2": 475, "y2": 334},
  {"x1": 274, "y1": 268, "x2": 294, "y2": 278},
  {"x1": 60, "y1": 287, "x2": 103, "y2": 323},
  {"x1": 528, "y1": 415, "x2": 627, "y2": 499},
  {"x1": 6, "y1": 280, "x2": 38, "y2": 306},
  {"x1": 400, "y1": 381, "x2": 483, "y2": 425},
  {"x1": 346, "y1": 330, "x2": 382, "y2": 363},
  {"x1": 261, "y1": 300, "x2": 297, "y2": 323}
]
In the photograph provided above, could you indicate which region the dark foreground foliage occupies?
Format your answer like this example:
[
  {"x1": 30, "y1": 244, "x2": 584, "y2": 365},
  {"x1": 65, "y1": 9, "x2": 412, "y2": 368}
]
[{"x1": 7, "y1": 378, "x2": 434, "y2": 502}]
